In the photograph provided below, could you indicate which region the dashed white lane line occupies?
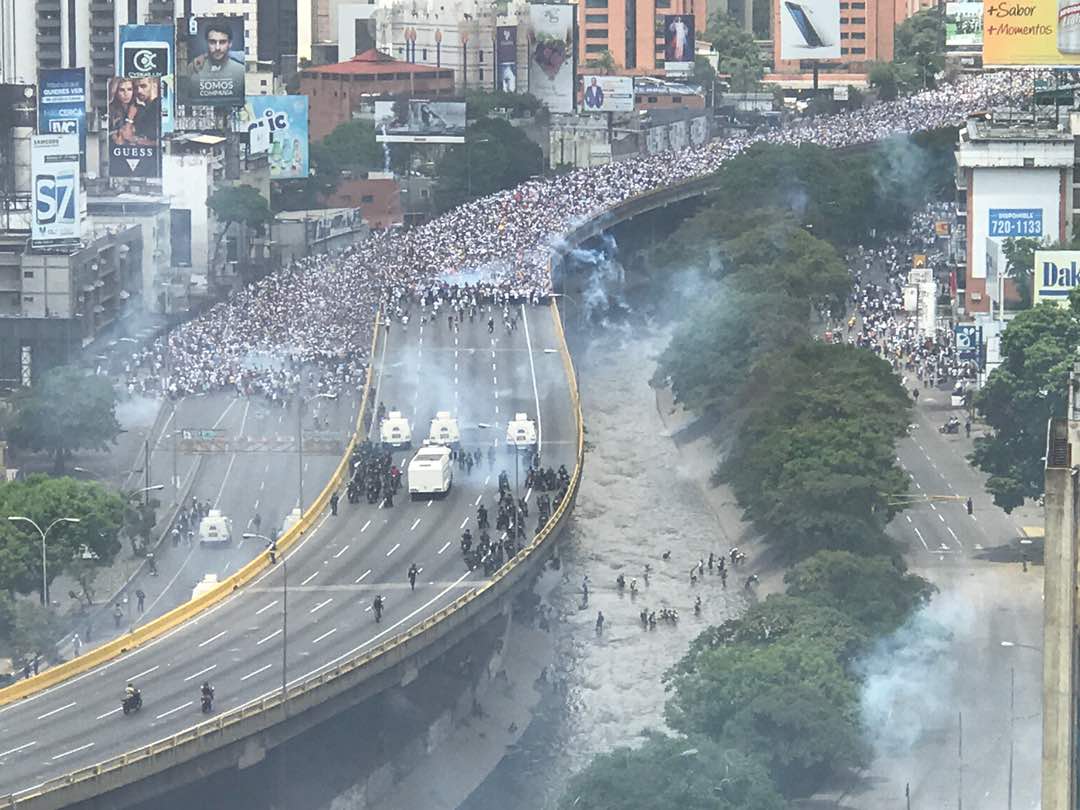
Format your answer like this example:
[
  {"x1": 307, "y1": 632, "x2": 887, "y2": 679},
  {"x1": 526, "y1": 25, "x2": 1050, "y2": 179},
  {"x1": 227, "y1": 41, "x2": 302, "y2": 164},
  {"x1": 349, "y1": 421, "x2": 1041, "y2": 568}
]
[
  {"x1": 256, "y1": 600, "x2": 278, "y2": 616},
  {"x1": 438, "y1": 541, "x2": 451, "y2": 554},
  {"x1": 128, "y1": 665, "x2": 159, "y2": 681},
  {"x1": 474, "y1": 495, "x2": 482, "y2": 506},
  {"x1": 198, "y1": 630, "x2": 227, "y2": 648},
  {"x1": 387, "y1": 543, "x2": 401, "y2": 557},
  {"x1": 914, "y1": 482, "x2": 922, "y2": 489},
  {"x1": 930, "y1": 503, "x2": 937, "y2": 511},
  {"x1": 310, "y1": 598, "x2": 333, "y2": 614},
  {"x1": 52, "y1": 742, "x2": 94, "y2": 760},
  {"x1": 460, "y1": 517, "x2": 469, "y2": 529},
  {"x1": 183, "y1": 664, "x2": 217, "y2": 682},
  {"x1": 312, "y1": 627, "x2": 337, "y2": 644},
  {"x1": 333, "y1": 545, "x2": 349, "y2": 559},
  {"x1": 356, "y1": 569, "x2": 372, "y2": 584},
  {"x1": 95, "y1": 708, "x2": 122, "y2": 720},
  {"x1": 484, "y1": 476, "x2": 490, "y2": 486},
  {"x1": 905, "y1": 515, "x2": 912, "y2": 523},
  {"x1": 361, "y1": 520, "x2": 371, "y2": 533},
  {"x1": 0, "y1": 741, "x2": 36, "y2": 758},
  {"x1": 938, "y1": 513, "x2": 945, "y2": 523},
  {"x1": 257, "y1": 628, "x2": 283, "y2": 645},
  {"x1": 410, "y1": 518, "x2": 421, "y2": 531},
  {"x1": 241, "y1": 664, "x2": 272, "y2": 682},
  {"x1": 154, "y1": 703, "x2": 192, "y2": 720},
  {"x1": 301, "y1": 571, "x2": 319, "y2": 586},
  {"x1": 913, "y1": 527, "x2": 929, "y2": 550},
  {"x1": 36, "y1": 701, "x2": 75, "y2": 720}
]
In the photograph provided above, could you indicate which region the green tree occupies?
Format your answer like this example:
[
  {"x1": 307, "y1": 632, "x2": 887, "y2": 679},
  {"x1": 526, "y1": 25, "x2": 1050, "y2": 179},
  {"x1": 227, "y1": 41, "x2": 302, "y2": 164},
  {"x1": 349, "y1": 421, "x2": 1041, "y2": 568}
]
[
  {"x1": 8, "y1": 366, "x2": 122, "y2": 472},
  {"x1": 708, "y1": 12, "x2": 763, "y2": 91},
  {"x1": 207, "y1": 184, "x2": 272, "y2": 237},
  {"x1": 7, "y1": 600, "x2": 62, "y2": 663},
  {"x1": 784, "y1": 550, "x2": 936, "y2": 635},
  {"x1": 559, "y1": 732, "x2": 786, "y2": 810},
  {"x1": 274, "y1": 120, "x2": 385, "y2": 211},
  {"x1": 894, "y1": 7, "x2": 945, "y2": 90},
  {"x1": 585, "y1": 48, "x2": 617, "y2": 74},
  {"x1": 1002, "y1": 237, "x2": 1039, "y2": 309},
  {"x1": 691, "y1": 56, "x2": 717, "y2": 96},
  {"x1": 972, "y1": 302, "x2": 1080, "y2": 510},
  {"x1": 0, "y1": 475, "x2": 124, "y2": 600},
  {"x1": 433, "y1": 118, "x2": 543, "y2": 212},
  {"x1": 868, "y1": 61, "x2": 919, "y2": 100},
  {"x1": 465, "y1": 89, "x2": 544, "y2": 119}
]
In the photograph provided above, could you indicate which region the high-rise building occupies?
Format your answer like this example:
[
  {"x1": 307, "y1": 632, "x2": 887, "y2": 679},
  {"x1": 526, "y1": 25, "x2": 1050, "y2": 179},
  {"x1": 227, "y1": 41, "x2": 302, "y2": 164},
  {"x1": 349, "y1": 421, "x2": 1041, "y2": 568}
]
[
  {"x1": 0, "y1": 0, "x2": 37, "y2": 85},
  {"x1": 576, "y1": 0, "x2": 707, "y2": 74},
  {"x1": 258, "y1": 0, "x2": 300, "y2": 71}
]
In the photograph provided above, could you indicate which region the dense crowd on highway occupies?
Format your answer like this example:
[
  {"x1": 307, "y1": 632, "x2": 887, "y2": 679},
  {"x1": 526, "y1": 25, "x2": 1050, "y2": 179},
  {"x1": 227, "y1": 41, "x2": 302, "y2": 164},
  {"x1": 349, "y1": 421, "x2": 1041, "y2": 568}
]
[{"x1": 139, "y1": 70, "x2": 1033, "y2": 398}]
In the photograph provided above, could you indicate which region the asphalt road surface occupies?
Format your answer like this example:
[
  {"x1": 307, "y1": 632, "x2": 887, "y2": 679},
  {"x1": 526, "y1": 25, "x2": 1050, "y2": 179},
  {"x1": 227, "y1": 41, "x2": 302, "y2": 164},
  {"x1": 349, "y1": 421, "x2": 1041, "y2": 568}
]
[{"x1": 0, "y1": 302, "x2": 576, "y2": 799}]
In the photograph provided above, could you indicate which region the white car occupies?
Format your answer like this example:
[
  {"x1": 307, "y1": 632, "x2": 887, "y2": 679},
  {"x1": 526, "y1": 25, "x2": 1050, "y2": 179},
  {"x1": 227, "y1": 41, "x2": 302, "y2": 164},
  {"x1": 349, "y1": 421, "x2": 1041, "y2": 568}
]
[
  {"x1": 428, "y1": 411, "x2": 461, "y2": 447},
  {"x1": 380, "y1": 411, "x2": 412, "y2": 448},
  {"x1": 506, "y1": 413, "x2": 537, "y2": 449},
  {"x1": 198, "y1": 510, "x2": 233, "y2": 546}
]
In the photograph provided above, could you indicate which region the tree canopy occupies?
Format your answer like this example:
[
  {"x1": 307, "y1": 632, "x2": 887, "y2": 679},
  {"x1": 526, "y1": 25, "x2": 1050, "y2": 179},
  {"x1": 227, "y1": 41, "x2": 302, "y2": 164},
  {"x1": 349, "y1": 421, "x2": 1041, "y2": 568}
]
[
  {"x1": 8, "y1": 366, "x2": 122, "y2": 472},
  {"x1": 972, "y1": 301, "x2": 1080, "y2": 510},
  {"x1": 207, "y1": 184, "x2": 272, "y2": 237},
  {"x1": 433, "y1": 118, "x2": 543, "y2": 212},
  {"x1": 707, "y1": 13, "x2": 764, "y2": 91}
]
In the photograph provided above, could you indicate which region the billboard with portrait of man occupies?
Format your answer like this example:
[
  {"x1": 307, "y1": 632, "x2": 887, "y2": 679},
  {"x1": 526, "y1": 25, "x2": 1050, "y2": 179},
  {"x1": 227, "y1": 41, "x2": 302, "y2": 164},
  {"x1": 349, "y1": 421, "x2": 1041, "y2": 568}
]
[
  {"x1": 580, "y1": 75, "x2": 634, "y2": 112},
  {"x1": 496, "y1": 26, "x2": 518, "y2": 93},
  {"x1": 107, "y1": 76, "x2": 162, "y2": 178},
  {"x1": 179, "y1": 16, "x2": 245, "y2": 107}
]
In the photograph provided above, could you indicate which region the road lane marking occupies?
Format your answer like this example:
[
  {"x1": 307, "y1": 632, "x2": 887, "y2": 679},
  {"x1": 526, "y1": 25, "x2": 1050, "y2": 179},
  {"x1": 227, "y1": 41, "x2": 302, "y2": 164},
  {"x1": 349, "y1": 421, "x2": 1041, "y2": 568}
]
[
  {"x1": 198, "y1": 631, "x2": 227, "y2": 648},
  {"x1": 427, "y1": 499, "x2": 433, "y2": 508},
  {"x1": 37, "y1": 701, "x2": 76, "y2": 720},
  {"x1": 0, "y1": 741, "x2": 36, "y2": 758},
  {"x1": 387, "y1": 543, "x2": 401, "y2": 556},
  {"x1": 905, "y1": 515, "x2": 912, "y2": 523},
  {"x1": 214, "y1": 452, "x2": 238, "y2": 509},
  {"x1": 938, "y1": 514, "x2": 945, "y2": 522},
  {"x1": 183, "y1": 664, "x2": 217, "y2": 682},
  {"x1": 438, "y1": 541, "x2": 451, "y2": 554},
  {"x1": 333, "y1": 545, "x2": 349, "y2": 559},
  {"x1": 154, "y1": 702, "x2": 192, "y2": 720},
  {"x1": 301, "y1": 571, "x2": 319, "y2": 586},
  {"x1": 410, "y1": 519, "x2": 421, "y2": 531},
  {"x1": 128, "y1": 665, "x2": 159, "y2": 681},
  {"x1": 460, "y1": 517, "x2": 469, "y2": 529},
  {"x1": 310, "y1": 598, "x2": 333, "y2": 613},
  {"x1": 913, "y1": 527, "x2": 929, "y2": 550},
  {"x1": 312, "y1": 627, "x2": 337, "y2": 644},
  {"x1": 930, "y1": 503, "x2": 937, "y2": 511},
  {"x1": 525, "y1": 487, "x2": 532, "y2": 502},
  {"x1": 241, "y1": 664, "x2": 272, "y2": 682},
  {"x1": 361, "y1": 520, "x2": 371, "y2": 533},
  {"x1": 948, "y1": 527, "x2": 958, "y2": 539},
  {"x1": 256, "y1": 600, "x2": 279, "y2": 615},
  {"x1": 484, "y1": 476, "x2": 490, "y2": 486},
  {"x1": 52, "y1": 742, "x2": 94, "y2": 760},
  {"x1": 474, "y1": 495, "x2": 483, "y2": 506},
  {"x1": 356, "y1": 569, "x2": 372, "y2": 583},
  {"x1": 520, "y1": 304, "x2": 544, "y2": 452},
  {"x1": 257, "y1": 628, "x2": 282, "y2": 645},
  {"x1": 95, "y1": 708, "x2": 122, "y2": 720}
]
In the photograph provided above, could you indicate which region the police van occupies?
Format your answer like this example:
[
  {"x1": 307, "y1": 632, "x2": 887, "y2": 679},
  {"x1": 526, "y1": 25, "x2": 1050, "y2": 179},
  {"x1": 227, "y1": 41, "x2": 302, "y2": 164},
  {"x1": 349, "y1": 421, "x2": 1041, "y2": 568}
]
[
  {"x1": 407, "y1": 443, "x2": 453, "y2": 499},
  {"x1": 380, "y1": 410, "x2": 412, "y2": 448},
  {"x1": 428, "y1": 411, "x2": 461, "y2": 447},
  {"x1": 198, "y1": 510, "x2": 233, "y2": 547},
  {"x1": 506, "y1": 413, "x2": 537, "y2": 450}
]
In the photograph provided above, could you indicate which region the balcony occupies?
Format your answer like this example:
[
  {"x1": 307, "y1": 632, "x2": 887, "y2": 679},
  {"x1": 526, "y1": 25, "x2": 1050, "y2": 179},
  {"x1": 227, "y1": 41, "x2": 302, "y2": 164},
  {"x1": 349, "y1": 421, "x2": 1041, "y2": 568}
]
[
  {"x1": 36, "y1": 32, "x2": 60, "y2": 45},
  {"x1": 35, "y1": 0, "x2": 61, "y2": 12}
]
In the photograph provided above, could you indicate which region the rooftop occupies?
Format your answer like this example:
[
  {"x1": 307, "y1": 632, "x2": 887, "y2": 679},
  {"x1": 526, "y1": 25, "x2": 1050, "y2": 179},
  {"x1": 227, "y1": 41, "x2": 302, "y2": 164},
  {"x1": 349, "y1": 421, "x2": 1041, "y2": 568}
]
[
  {"x1": 965, "y1": 116, "x2": 1072, "y2": 143},
  {"x1": 302, "y1": 49, "x2": 454, "y2": 77}
]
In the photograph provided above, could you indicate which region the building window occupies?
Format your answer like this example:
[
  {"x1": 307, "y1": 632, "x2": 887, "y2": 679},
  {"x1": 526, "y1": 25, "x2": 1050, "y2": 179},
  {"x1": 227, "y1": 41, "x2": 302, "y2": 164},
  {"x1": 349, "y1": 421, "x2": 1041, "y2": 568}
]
[
  {"x1": 1024, "y1": 157, "x2": 1035, "y2": 167},
  {"x1": 850, "y1": 16, "x2": 865, "y2": 23},
  {"x1": 479, "y1": 67, "x2": 484, "y2": 80},
  {"x1": 361, "y1": 194, "x2": 375, "y2": 203},
  {"x1": 840, "y1": 31, "x2": 849, "y2": 38},
  {"x1": 22, "y1": 296, "x2": 33, "y2": 303},
  {"x1": 478, "y1": 50, "x2": 484, "y2": 62},
  {"x1": 671, "y1": 95, "x2": 681, "y2": 101},
  {"x1": 656, "y1": 0, "x2": 671, "y2": 6},
  {"x1": 851, "y1": 31, "x2": 865, "y2": 39},
  {"x1": 586, "y1": 13, "x2": 608, "y2": 22},
  {"x1": 585, "y1": 43, "x2": 608, "y2": 53},
  {"x1": 840, "y1": 16, "x2": 849, "y2": 23},
  {"x1": 586, "y1": 29, "x2": 608, "y2": 38},
  {"x1": 850, "y1": 2, "x2": 865, "y2": 7},
  {"x1": 22, "y1": 270, "x2": 33, "y2": 278},
  {"x1": 585, "y1": 0, "x2": 608, "y2": 6},
  {"x1": 841, "y1": 47, "x2": 849, "y2": 54},
  {"x1": 647, "y1": 95, "x2": 658, "y2": 103},
  {"x1": 851, "y1": 46, "x2": 865, "y2": 53},
  {"x1": 625, "y1": 0, "x2": 636, "y2": 68}
]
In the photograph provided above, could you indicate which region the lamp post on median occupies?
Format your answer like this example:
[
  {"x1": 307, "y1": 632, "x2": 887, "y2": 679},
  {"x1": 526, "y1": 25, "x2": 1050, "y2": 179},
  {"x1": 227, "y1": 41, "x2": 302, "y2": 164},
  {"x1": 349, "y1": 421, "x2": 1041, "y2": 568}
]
[
  {"x1": 7, "y1": 516, "x2": 81, "y2": 605},
  {"x1": 245, "y1": 531, "x2": 286, "y2": 699},
  {"x1": 297, "y1": 392, "x2": 335, "y2": 514}
]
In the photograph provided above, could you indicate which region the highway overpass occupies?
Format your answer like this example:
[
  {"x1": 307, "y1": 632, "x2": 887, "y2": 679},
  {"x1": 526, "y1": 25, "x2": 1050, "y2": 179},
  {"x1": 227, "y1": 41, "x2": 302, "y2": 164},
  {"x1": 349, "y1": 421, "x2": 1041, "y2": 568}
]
[{"x1": 0, "y1": 301, "x2": 581, "y2": 809}]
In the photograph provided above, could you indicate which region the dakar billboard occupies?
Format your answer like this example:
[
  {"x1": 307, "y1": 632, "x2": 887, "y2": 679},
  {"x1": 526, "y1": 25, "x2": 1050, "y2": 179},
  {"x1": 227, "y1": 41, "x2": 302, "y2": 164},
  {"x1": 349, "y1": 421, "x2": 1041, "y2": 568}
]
[{"x1": 1034, "y1": 250, "x2": 1080, "y2": 305}]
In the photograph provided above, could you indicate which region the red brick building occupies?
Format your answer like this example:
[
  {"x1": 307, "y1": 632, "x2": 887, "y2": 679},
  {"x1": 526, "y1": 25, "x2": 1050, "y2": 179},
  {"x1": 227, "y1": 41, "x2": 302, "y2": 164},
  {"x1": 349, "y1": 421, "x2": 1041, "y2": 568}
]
[
  {"x1": 300, "y1": 49, "x2": 456, "y2": 139},
  {"x1": 323, "y1": 177, "x2": 404, "y2": 230}
]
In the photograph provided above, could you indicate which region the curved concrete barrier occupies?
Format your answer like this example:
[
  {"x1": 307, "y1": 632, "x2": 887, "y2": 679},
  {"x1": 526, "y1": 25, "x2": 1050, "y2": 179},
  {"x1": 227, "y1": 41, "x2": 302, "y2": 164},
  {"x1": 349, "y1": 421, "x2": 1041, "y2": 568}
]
[
  {"x1": 0, "y1": 300, "x2": 585, "y2": 810},
  {"x1": 0, "y1": 311, "x2": 383, "y2": 708}
]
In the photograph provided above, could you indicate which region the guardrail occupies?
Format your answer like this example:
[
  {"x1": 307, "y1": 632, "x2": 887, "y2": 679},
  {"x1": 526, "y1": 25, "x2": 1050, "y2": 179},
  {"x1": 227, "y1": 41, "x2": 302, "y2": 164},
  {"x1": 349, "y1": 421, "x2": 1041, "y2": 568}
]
[
  {"x1": 0, "y1": 299, "x2": 585, "y2": 809},
  {"x1": 0, "y1": 311, "x2": 383, "y2": 709}
]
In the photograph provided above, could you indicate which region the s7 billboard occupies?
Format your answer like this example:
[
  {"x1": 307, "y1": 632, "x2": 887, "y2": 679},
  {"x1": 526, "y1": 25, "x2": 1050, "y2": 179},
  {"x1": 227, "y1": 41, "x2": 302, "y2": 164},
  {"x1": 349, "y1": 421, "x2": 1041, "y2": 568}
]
[
  {"x1": 779, "y1": 0, "x2": 841, "y2": 60},
  {"x1": 31, "y1": 134, "x2": 81, "y2": 245}
]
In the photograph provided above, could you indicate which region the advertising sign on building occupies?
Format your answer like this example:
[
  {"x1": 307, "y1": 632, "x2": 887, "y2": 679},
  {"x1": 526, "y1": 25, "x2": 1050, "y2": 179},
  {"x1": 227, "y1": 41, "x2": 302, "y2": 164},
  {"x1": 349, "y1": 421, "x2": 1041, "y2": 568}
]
[
  {"x1": 662, "y1": 15, "x2": 696, "y2": 74},
  {"x1": 496, "y1": 26, "x2": 518, "y2": 93},
  {"x1": 118, "y1": 24, "x2": 175, "y2": 134},
  {"x1": 985, "y1": 0, "x2": 1080, "y2": 65},
  {"x1": 989, "y1": 208, "x2": 1043, "y2": 238},
  {"x1": 31, "y1": 134, "x2": 80, "y2": 245},
  {"x1": 241, "y1": 96, "x2": 309, "y2": 178},
  {"x1": 580, "y1": 75, "x2": 634, "y2": 112},
  {"x1": 374, "y1": 99, "x2": 466, "y2": 143},
  {"x1": 955, "y1": 324, "x2": 982, "y2": 360},
  {"x1": 37, "y1": 68, "x2": 86, "y2": 154},
  {"x1": 1034, "y1": 250, "x2": 1080, "y2": 305},
  {"x1": 179, "y1": 16, "x2": 246, "y2": 107},
  {"x1": 779, "y1": 0, "x2": 841, "y2": 60},
  {"x1": 945, "y1": 2, "x2": 983, "y2": 48},
  {"x1": 528, "y1": 4, "x2": 575, "y2": 114},
  {"x1": 107, "y1": 76, "x2": 162, "y2": 178}
]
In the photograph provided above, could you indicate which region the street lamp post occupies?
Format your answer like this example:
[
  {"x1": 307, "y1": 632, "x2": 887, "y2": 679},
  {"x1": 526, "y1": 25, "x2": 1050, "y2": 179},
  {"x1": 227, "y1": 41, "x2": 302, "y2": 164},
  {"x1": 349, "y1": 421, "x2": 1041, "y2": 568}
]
[
  {"x1": 245, "y1": 531, "x2": 286, "y2": 699},
  {"x1": 7, "y1": 516, "x2": 81, "y2": 605}
]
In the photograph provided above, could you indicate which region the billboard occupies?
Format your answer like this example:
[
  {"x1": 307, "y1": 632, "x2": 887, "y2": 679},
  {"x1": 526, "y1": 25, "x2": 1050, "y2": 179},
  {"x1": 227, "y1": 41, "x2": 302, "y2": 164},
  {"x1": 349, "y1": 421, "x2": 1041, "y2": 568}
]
[
  {"x1": 663, "y1": 14, "x2": 696, "y2": 74},
  {"x1": 1034, "y1": 250, "x2": 1080, "y2": 305},
  {"x1": 374, "y1": 99, "x2": 466, "y2": 143},
  {"x1": 179, "y1": 16, "x2": 245, "y2": 107},
  {"x1": 989, "y1": 208, "x2": 1043, "y2": 238},
  {"x1": 528, "y1": 4, "x2": 575, "y2": 114},
  {"x1": 580, "y1": 75, "x2": 634, "y2": 112},
  {"x1": 107, "y1": 77, "x2": 162, "y2": 178},
  {"x1": 118, "y1": 24, "x2": 175, "y2": 134},
  {"x1": 779, "y1": 0, "x2": 841, "y2": 60},
  {"x1": 496, "y1": 26, "x2": 518, "y2": 93},
  {"x1": 31, "y1": 134, "x2": 80, "y2": 245},
  {"x1": 945, "y1": 2, "x2": 983, "y2": 49},
  {"x1": 984, "y1": 0, "x2": 1080, "y2": 65},
  {"x1": 955, "y1": 324, "x2": 982, "y2": 361},
  {"x1": 37, "y1": 68, "x2": 86, "y2": 154},
  {"x1": 241, "y1": 96, "x2": 310, "y2": 178}
]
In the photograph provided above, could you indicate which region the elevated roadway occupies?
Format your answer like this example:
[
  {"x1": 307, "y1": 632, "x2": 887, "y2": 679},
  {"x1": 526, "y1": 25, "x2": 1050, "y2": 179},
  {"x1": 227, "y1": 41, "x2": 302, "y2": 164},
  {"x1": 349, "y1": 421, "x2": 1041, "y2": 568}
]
[{"x1": 0, "y1": 302, "x2": 578, "y2": 808}]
